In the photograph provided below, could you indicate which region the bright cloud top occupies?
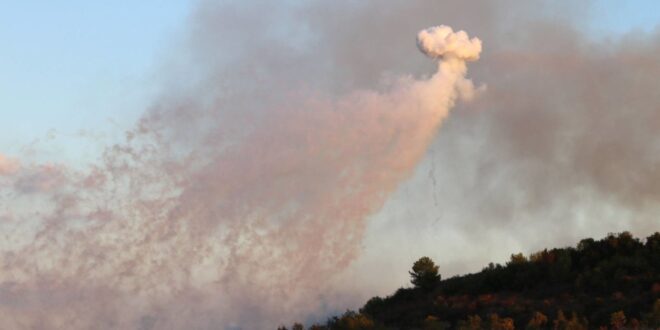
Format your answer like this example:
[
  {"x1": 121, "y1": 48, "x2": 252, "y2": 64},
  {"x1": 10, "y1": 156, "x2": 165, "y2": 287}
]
[{"x1": 417, "y1": 25, "x2": 482, "y2": 61}]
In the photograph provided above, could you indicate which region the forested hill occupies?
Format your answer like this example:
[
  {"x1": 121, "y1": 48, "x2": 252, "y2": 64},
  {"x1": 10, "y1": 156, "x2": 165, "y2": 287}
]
[{"x1": 279, "y1": 232, "x2": 660, "y2": 330}]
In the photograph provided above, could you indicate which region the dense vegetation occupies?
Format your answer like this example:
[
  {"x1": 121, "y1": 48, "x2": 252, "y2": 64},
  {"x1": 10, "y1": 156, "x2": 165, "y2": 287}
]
[{"x1": 279, "y1": 232, "x2": 660, "y2": 329}]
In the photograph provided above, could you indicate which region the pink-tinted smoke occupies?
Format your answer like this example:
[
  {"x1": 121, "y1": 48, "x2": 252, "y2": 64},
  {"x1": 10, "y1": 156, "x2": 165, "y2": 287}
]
[{"x1": 0, "y1": 26, "x2": 480, "y2": 329}]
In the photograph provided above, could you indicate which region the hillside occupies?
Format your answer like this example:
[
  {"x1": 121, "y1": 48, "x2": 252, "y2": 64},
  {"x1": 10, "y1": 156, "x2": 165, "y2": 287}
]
[{"x1": 279, "y1": 232, "x2": 660, "y2": 329}]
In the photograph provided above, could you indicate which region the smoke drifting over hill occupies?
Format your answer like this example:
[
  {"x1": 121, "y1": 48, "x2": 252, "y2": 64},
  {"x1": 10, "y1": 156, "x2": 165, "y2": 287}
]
[{"x1": 0, "y1": 1, "x2": 659, "y2": 329}]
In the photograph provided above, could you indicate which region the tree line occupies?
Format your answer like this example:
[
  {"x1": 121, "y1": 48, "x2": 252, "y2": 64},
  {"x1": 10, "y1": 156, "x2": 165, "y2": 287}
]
[{"x1": 278, "y1": 231, "x2": 660, "y2": 329}]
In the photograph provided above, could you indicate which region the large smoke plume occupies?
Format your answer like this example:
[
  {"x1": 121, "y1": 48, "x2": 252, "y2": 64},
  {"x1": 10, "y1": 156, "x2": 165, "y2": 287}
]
[
  {"x1": 1, "y1": 1, "x2": 659, "y2": 329},
  {"x1": 0, "y1": 10, "x2": 480, "y2": 330}
]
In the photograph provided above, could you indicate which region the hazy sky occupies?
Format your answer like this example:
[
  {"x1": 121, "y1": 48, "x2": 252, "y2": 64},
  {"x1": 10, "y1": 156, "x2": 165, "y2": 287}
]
[
  {"x1": 0, "y1": 1, "x2": 659, "y2": 329},
  {"x1": 1, "y1": 1, "x2": 659, "y2": 161},
  {"x1": 0, "y1": 1, "x2": 192, "y2": 162}
]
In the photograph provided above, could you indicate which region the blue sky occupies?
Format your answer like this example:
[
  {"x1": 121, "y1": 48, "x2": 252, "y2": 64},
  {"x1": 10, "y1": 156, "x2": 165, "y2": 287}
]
[
  {"x1": 0, "y1": 1, "x2": 193, "y2": 161},
  {"x1": 590, "y1": 0, "x2": 660, "y2": 35},
  {"x1": 0, "y1": 0, "x2": 658, "y2": 163}
]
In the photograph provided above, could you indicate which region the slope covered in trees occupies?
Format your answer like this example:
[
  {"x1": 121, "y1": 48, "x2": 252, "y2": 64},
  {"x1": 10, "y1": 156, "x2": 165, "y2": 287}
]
[{"x1": 279, "y1": 232, "x2": 660, "y2": 329}]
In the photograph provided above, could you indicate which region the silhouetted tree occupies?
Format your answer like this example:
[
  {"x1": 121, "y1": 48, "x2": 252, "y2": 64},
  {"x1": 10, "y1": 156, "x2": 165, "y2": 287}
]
[
  {"x1": 508, "y1": 253, "x2": 527, "y2": 265},
  {"x1": 292, "y1": 323, "x2": 304, "y2": 330},
  {"x1": 410, "y1": 257, "x2": 441, "y2": 290}
]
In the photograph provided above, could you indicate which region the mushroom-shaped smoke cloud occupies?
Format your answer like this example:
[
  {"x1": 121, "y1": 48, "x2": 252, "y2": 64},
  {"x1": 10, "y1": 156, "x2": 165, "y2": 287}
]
[{"x1": 417, "y1": 25, "x2": 482, "y2": 61}]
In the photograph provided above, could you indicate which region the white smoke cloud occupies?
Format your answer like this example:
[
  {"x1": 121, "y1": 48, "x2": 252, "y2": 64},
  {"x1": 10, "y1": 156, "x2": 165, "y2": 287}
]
[{"x1": 417, "y1": 25, "x2": 482, "y2": 61}]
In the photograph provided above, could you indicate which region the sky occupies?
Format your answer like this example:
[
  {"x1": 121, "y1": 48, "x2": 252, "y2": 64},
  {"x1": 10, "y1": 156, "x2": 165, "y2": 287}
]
[
  {"x1": 1, "y1": 1, "x2": 659, "y2": 162},
  {"x1": 0, "y1": 0, "x2": 657, "y2": 159},
  {"x1": 0, "y1": 1, "x2": 659, "y2": 329},
  {"x1": 0, "y1": 1, "x2": 192, "y2": 162},
  {"x1": 590, "y1": 0, "x2": 660, "y2": 35}
]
